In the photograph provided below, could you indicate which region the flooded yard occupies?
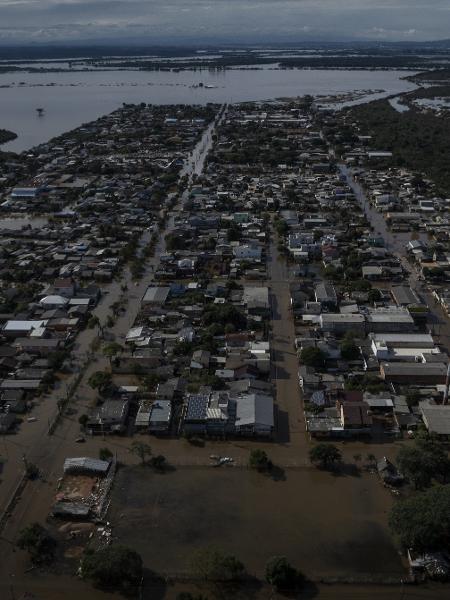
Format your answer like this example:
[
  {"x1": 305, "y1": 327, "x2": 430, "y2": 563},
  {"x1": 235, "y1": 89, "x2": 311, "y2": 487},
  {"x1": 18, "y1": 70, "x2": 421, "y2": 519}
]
[{"x1": 109, "y1": 466, "x2": 406, "y2": 580}]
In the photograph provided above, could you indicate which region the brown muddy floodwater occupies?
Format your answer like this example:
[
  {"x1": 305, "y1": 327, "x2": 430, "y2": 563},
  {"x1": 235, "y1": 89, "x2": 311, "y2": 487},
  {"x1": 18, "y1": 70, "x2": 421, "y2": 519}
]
[{"x1": 109, "y1": 466, "x2": 405, "y2": 580}]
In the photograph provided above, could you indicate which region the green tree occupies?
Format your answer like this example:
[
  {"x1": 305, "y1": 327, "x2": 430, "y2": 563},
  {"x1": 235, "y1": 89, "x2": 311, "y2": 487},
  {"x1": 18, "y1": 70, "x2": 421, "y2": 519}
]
[
  {"x1": 390, "y1": 485, "x2": 450, "y2": 552},
  {"x1": 102, "y1": 342, "x2": 123, "y2": 365},
  {"x1": 368, "y1": 288, "x2": 382, "y2": 304},
  {"x1": 265, "y1": 556, "x2": 303, "y2": 591},
  {"x1": 130, "y1": 441, "x2": 152, "y2": 465},
  {"x1": 25, "y1": 462, "x2": 39, "y2": 480},
  {"x1": 309, "y1": 443, "x2": 342, "y2": 469},
  {"x1": 340, "y1": 340, "x2": 360, "y2": 361},
  {"x1": 300, "y1": 347, "x2": 326, "y2": 369},
  {"x1": 88, "y1": 315, "x2": 100, "y2": 330},
  {"x1": 190, "y1": 547, "x2": 244, "y2": 582},
  {"x1": 397, "y1": 438, "x2": 450, "y2": 490},
  {"x1": 17, "y1": 523, "x2": 55, "y2": 565},
  {"x1": 78, "y1": 413, "x2": 89, "y2": 428},
  {"x1": 99, "y1": 447, "x2": 113, "y2": 462},
  {"x1": 202, "y1": 303, "x2": 247, "y2": 332},
  {"x1": 81, "y1": 545, "x2": 143, "y2": 593},
  {"x1": 249, "y1": 449, "x2": 272, "y2": 472},
  {"x1": 88, "y1": 371, "x2": 112, "y2": 395}
]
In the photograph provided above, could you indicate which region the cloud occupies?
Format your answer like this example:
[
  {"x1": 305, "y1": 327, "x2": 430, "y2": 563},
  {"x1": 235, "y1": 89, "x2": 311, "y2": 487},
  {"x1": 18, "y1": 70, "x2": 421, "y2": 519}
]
[{"x1": 0, "y1": 0, "x2": 447, "y2": 43}]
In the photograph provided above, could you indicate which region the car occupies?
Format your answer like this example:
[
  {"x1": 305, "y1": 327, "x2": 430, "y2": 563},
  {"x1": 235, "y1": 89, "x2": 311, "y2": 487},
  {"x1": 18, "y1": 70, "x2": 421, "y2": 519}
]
[{"x1": 75, "y1": 436, "x2": 86, "y2": 443}]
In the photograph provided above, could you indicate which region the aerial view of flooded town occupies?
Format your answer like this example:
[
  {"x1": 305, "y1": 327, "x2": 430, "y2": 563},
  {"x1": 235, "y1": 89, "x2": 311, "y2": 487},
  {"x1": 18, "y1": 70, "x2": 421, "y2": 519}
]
[{"x1": 1, "y1": 4, "x2": 450, "y2": 600}]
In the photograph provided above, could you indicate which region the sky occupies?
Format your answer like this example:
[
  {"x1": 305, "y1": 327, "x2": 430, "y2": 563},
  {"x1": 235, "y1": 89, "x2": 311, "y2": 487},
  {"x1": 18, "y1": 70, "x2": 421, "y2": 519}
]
[{"x1": 0, "y1": 0, "x2": 448, "y2": 45}]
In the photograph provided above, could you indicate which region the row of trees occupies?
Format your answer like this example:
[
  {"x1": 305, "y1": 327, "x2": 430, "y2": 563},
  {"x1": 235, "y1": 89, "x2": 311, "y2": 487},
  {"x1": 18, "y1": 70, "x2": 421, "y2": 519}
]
[{"x1": 18, "y1": 524, "x2": 304, "y2": 594}]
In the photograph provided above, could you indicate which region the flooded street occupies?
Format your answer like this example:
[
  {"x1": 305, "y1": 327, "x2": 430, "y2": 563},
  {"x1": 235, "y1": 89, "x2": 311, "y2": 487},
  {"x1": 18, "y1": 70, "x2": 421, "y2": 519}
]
[{"x1": 340, "y1": 164, "x2": 427, "y2": 253}]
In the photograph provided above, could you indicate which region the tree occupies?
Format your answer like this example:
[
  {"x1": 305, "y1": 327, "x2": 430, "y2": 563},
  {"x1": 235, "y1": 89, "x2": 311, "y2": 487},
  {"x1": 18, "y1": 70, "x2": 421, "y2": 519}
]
[
  {"x1": 78, "y1": 413, "x2": 89, "y2": 428},
  {"x1": 265, "y1": 556, "x2": 303, "y2": 591},
  {"x1": 249, "y1": 449, "x2": 272, "y2": 472},
  {"x1": 88, "y1": 315, "x2": 100, "y2": 330},
  {"x1": 309, "y1": 443, "x2": 342, "y2": 469},
  {"x1": 366, "y1": 453, "x2": 377, "y2": 467},
  {"x1": 368, "y1": 288, "x2": 382, "y2": 304},
  {"x1": 300, "y1": 347, "x2": 326, "y2": 369},
  {"x1": 102, "y1": 342, "x2": 123, "y2": 365},
  {"x1": 25, "y1": 462, "x2": 39, "y2": 480},
  {"x1": 17, "y1": 523, "x2": 55, "y2": 565},
  {"x1": 340, "y1": 340, "x2": 360, "y2": 361},
  {"x1": 88, "y1": 371, "x2": 112, "y2": 395},
  {"x1": 390, "y1": 485, "x2": 450, "y2": 552},
  {"x1": 81, "y1": 545, "x2": 143, "y2": 593},
  {"x1": 130, "y1": 441, "x2": 152, "y2": 465},
  {"x1": 397, "y1": 438, "x2": 450, "y2": 490},
  {"x1": 190, "y1": 547, "x2": 244, "y2": 581},
  {"x1": 202, "y1": 303, "x2": 247, "y2": 332},
  {"x1": 99, "y1": 447, "x2": 113, "y2": 462}
]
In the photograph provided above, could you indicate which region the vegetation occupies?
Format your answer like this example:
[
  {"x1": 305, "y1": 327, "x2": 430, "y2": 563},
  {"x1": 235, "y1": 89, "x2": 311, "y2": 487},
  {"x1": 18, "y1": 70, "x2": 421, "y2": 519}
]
[
  {"x1": 17, "y1": 523, "x2": 55, "y2": 565},
  {"x1": 390, "y1": 485, "x2": 450, "y2": 552},
  {"x1": 248, "y1": 449, "x2": 272, "y2": 472},
  {"x1": 25, "y1": 462, "x2": 39, "y2": 480},
  {"x1": 102, "y1": 342, "x2": 123, "y2": 364},
  {"x1": 300, "y1": 347, "x2": 326, "y2": 369},
  {"x1": 265, "y1": 556, "x2": 304, "y2": 591},
  {"x1": 396, "y1": 436, "x2": 450, "y2": 490},
  {"x1": 0, "y1": 128, "x2": 17, "y2": 144},
  {"x1": 88, "y1": 371, "x2": 112, "y2": 395},
  {"x1": 202, "y1": 303, "x2": 247, "y2": 332},
  {"x1": 340, "y1": 340, "x2": 360, "y2": 361},
  {"x1": 99, "y1": 447, "x2": 113, "y2": 462},
  {"x1": 347, "y1": 98, "x2": 450, "y2": 193},
  {"x1": 189, "y1": 547, "x2": 245, "y2": 581},
  {"x1": 130, "y1": 441, "x2": 152, "y2": 465},
  {"x1": 81, "y1": 545, "x2": 143, "y2": 592},
  {"x1": 309, "y1": 443, "x2": 342, "y2": 469},
  {"x1": 78, "y1": 413, "x2": 89, "y2": 428}
]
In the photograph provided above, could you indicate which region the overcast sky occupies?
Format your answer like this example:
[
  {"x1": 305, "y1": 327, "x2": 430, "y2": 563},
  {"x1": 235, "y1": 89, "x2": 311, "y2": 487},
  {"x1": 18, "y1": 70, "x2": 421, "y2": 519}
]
[{"x1": 0, "y1": 0, "x2": 448, "y2": 44}]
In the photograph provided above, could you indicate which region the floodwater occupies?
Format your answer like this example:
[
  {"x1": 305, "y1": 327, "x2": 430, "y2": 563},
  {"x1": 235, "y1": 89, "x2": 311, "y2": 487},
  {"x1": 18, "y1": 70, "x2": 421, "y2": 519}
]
[
  {"x1": 389, "y1": 96, "x2": 411, "y2": 113},
  {"x1": 0, "y1": 68, "x2": 417, "y2": 152},
  {"x1": 109, "y1": 466, "x2": 405, "y2": 580},
  {"x1": 340, "y1": 165, "x2": 428, "y2": 252}
]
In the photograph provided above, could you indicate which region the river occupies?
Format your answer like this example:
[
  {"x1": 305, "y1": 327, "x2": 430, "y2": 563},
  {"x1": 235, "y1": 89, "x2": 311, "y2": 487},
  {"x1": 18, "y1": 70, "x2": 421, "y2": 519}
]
[{"x1": 0, "y1": 68, "x2": 417, "y2": 152}]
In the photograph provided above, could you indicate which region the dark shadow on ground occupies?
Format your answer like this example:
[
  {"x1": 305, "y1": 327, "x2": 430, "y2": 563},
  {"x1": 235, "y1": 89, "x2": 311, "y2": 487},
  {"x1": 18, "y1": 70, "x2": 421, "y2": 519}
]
[
  {"x1": 267, "y1": 464, "x2": 286, "y2": 482},
  {"x1": 142, "y1": 569, "x2": 167, "y2": 599},
  {"x1": 275, "y1": 408, "x2": 290, "y2": 444},
  {"x1": 330, "y1": 463, "x2": 362, "y2": 478}
]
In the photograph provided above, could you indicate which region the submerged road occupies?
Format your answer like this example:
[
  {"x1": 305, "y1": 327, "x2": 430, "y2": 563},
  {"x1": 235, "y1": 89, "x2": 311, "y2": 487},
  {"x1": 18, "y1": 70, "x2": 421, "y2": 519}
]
[{"x1": 268, "y1": 230, "x2": 308, "y2": 458}]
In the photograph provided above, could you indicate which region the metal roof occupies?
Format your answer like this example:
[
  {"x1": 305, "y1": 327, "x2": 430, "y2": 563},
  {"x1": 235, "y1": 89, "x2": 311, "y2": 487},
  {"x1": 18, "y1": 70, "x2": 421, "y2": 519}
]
[
  {"x1": 235, "y1": 394, "x2": 274, "y2": 427},
  {"x1": 63, "y1": 457, "x2": 110, "y2": 474},
  {"x1": 149, "y1": 400, "x2": 172, "y2": 423}
]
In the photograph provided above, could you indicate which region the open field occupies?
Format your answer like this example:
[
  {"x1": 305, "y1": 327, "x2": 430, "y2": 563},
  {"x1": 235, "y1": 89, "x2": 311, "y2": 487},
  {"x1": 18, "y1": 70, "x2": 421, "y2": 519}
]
[{"x1": 108, "y1": 465, "x2": 405, "y2": 581}]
